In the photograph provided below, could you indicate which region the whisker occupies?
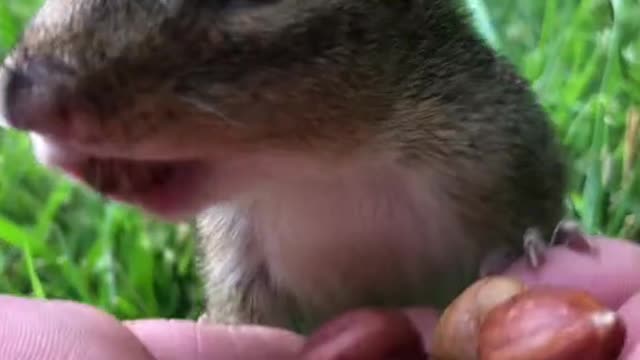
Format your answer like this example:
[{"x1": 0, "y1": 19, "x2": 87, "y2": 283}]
[{"x1": 179, "y1": 95, "x2": 244, "y2": 127}]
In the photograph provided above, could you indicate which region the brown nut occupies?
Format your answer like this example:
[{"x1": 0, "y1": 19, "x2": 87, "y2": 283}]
[
  {"x1": 478, "y1": 287, "x2": 626, "y2": 360},
  {"x1": 300, "y1": 308, "x2": 427, "y2": 360},
  {"x1": 431, "y1": 276, "x2": 528, "y2": 360}
]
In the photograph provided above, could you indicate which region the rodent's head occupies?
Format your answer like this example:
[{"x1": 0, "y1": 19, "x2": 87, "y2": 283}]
[{"x1": 0, "y1": 0, "x2": 472, "y2": 218}]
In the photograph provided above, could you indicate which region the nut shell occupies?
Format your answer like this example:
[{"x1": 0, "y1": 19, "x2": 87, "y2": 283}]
[
  {"x1": 478, "y1": 287, "x2": 626, "y2": 360},
  {"x1": 431, "y1": 276, "x2": 527, "y2": 360},
  {"x1": 300, "y1": 308, "x2": 427, "y2": 360}
]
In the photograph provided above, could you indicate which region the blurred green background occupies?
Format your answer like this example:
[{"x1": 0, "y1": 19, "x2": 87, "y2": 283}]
[{"x1": 0, "y1": 0, "x2": 639, "y2": 320}]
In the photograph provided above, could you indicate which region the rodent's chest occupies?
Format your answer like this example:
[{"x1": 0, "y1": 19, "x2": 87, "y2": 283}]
[{"x1": 198, "y1": 161, "x2": 484, "y2": 311}]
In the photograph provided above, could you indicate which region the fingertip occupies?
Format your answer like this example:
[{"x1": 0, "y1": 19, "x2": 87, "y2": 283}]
[
  {"x1": 504, "y1": 237, "x2": 640, "y2": 309},
  {"x1": 623, "y1": 344, "x2": 640, "y2": 360}
]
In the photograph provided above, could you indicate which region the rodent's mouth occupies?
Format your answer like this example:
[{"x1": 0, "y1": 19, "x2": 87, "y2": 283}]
[{"x1": 30, "y1": 134, "x2": 211, "y2": 220}]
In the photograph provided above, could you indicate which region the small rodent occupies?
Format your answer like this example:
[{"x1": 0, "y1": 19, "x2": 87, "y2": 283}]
[{"x1": 1, "y1": 0, "x2": 577, "y2": 334}]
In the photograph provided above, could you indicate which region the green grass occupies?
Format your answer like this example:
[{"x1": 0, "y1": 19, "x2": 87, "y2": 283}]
[{"x1": 0, "y1": 0, "x2": 639, "y2": 320}]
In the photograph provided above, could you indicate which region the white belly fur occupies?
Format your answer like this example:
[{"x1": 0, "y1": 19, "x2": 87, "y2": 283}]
[{"x1": 197, "y1": 152, "x2": 489, "y2": 314}]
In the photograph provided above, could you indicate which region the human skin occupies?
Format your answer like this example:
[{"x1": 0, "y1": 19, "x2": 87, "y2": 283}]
[{"x1": 1, "y1": 237, "x2": 640, "y2": 360}]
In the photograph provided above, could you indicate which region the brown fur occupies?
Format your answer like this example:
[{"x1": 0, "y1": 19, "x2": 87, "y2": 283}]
[{"x1": 1, "y1": 0, "x2": 566, "y2": 334}]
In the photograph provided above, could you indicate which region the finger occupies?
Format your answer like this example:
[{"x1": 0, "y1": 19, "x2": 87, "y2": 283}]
[
  {"x1": 0, "y1": 295, "x2": 153, "y2": 360},
  {"x1": 617, "y1": 291, "x2": 640, "y2": 359},
  {"x1": 125, "y1": 319, "x2": 304, "y2": 360},
  {"x1": 504, "y1": 237, "x2": 640, "y2": 309},
  {"x1": 623, "y1": 345, "x2": 640, "y2": 360}
]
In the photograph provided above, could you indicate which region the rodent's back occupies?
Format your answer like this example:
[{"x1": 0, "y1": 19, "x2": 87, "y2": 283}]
[
  {"x1": 381, "y1": 8, "x2": 566, "y2": 243},
  {"x1": 2, "y1": 0, "x2": 522, "y2": 151}
]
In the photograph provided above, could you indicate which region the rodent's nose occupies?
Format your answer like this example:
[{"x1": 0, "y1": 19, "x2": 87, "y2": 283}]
[{"x1": 0, "y1": 58, "x2": 76, "y2": 137}]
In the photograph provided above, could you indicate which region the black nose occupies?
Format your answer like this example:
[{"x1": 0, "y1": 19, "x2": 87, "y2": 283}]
[{"x1": 0, "y1": 58, "x2": 75, "y2": 136}]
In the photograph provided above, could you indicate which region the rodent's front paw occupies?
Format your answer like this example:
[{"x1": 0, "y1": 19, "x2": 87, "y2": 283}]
[
  {"x1": 481, "y1": 221, "x2": 595, "y2": 277},
  {"x1": 524, "y1": 220, "x2": 595, "y2": 269},
  {"x1": 550, "y1": 220, "x2": 594, "y2": 252}
]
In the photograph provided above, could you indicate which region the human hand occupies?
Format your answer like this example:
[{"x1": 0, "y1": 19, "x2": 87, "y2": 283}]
[
  {"x1": 300, "y1": 237, "x2": 640, "y2": 359},
  {"x1": 0, "y1": 296, "x2": 304, "y2": 359},
  {"x1": 2, "y1": 236, "x2": 640, "y2": 359}
]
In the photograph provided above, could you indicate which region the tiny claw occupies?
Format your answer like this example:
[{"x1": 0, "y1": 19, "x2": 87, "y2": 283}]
[
  {"x1": 197, "y1": 312, "x2": 210, "y2": 324},
  {"x1": 550, "y1": 220, "x2": 595, "y2": 253},
  {"x1": 523, "y1": 227, "x2": 548, "y2": 268}
]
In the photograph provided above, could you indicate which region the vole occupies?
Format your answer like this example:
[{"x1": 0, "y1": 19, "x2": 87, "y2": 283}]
[{"x1": 0, "y1": 0, "x2": 588, "y2": 334}]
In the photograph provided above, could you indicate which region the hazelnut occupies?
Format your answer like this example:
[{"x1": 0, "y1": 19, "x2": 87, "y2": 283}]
[
  {"x1": 431, "y1": 276, "x2": 528, "y2": 360},
  {"x1": 478, "y1": 287, "x2": 626, "y2": 360},
  {"x1": 300, "y1": 308, "x2": 427, "y2": 360}
]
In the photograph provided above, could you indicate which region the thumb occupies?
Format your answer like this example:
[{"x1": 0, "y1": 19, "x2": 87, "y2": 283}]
[
  {"x1": 125, "y1": 319, "x2": 304, "y2": 360},
  {"x1": 0, "y1": 295, "x2": 154, "y2": 360}
]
